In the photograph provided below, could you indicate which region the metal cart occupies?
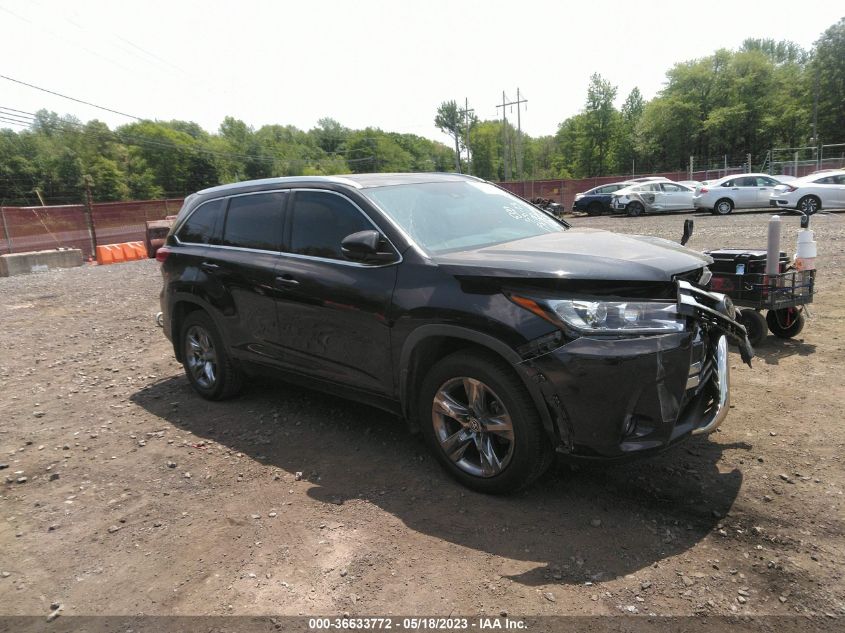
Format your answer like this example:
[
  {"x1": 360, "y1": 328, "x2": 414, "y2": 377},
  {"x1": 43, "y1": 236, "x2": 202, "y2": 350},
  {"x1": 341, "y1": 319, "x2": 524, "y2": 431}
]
[{"x1": 709, "y1": 269, "x2": 815, "y2": 346}]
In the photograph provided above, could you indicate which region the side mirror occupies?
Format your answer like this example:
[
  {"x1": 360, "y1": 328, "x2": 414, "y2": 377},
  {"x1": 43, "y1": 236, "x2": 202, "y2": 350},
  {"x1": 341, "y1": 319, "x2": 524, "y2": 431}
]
[
  {"x1": 681, "y1": 219, "x2": 694, "y2": 246},
  {"x1": 341, "y1": 230, "x2": 396, "y2": 263}
]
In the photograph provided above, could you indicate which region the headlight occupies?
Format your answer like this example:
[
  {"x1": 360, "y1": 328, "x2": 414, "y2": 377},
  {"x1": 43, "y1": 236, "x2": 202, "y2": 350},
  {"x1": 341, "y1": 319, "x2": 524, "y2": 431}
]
[
  {"x1": 510, "y1": 296, "x2": 685, "y2": 334},
  {"x1": 574, "y1": 194, "x2": 584, "y2": 201},
  {"x1": 618, "y1": 195, "x2": 630, "y2": 202}
]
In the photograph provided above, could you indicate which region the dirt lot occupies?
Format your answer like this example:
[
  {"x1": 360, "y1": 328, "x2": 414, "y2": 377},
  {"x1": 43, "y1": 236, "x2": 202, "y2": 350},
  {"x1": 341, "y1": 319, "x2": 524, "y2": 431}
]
[{"x1": 1, "y1": 210, "x2": 843, "y2": 620}]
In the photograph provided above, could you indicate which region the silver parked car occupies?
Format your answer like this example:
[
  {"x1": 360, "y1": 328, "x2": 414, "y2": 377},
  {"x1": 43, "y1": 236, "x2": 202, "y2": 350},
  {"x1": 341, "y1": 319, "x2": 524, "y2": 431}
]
[
  {"x1": 693, "y1": 173, "x2": 785, "y2": 215},
  {"x1": 610, "y1": 181, "x2": 695, "y2": 216},
  {"x1": 770, "y1": 170, "x2": 845, "y2": 214}
]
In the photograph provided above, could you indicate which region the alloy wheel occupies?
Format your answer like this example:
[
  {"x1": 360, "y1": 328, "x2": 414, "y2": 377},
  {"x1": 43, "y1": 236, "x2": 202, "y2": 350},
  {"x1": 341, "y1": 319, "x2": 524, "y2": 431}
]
[
  {"x1": 185, "y1": 325, "x2": 218, "y2": 389},
  {"x1": 799, "y1": 196, "x2": 819, "y2": 215},
  {"x1": 431, "y1": 377, "x2": 515, "y2": 478}
]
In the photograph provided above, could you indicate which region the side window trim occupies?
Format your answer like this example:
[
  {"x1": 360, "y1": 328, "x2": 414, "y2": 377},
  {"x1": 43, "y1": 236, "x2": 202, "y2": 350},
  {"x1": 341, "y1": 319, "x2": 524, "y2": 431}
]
[
  {"x1": 282, "y1": 188, "x2": 401, "y2": 268},
  {"x1": 174, "y1": 190, "x2": 289, "y2": 253}
]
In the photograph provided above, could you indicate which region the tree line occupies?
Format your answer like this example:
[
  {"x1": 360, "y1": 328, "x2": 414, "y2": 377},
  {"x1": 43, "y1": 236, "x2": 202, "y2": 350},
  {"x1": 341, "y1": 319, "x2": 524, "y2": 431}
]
[
  {"x1": 1, "y1": 18, "x2": 842, "y2": 205},
  {"x1": 442, "y1": 18, "x2": 844, "y2": 181}
]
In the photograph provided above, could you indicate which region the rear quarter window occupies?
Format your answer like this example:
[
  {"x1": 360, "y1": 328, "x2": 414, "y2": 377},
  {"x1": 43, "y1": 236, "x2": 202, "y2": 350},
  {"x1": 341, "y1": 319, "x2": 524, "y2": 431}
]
[{"x1": 177, "y1": 199, "x2": 225, "y2": 244}]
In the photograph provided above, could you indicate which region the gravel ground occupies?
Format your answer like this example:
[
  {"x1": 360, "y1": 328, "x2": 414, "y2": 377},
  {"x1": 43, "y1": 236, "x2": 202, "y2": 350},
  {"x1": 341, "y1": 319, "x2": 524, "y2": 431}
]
[{"x1": 1, "y1": 209, "x2": 843, "y2": 619}]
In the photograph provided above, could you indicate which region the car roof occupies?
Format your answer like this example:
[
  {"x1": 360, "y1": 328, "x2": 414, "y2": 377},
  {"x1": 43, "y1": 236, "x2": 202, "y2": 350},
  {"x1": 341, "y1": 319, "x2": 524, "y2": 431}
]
[
  {"x1": 588, "y1": 181, "x2": 630, "y2": 190},
  {"x1": 710, "y1": 173, "x2": 780, "y2": 183},
  {"x1": 796, "y1": 169, "x2": 845, "y2": 182},
  {"x1": 196, "y1": 172, "x2": 479, "y2": 196}
]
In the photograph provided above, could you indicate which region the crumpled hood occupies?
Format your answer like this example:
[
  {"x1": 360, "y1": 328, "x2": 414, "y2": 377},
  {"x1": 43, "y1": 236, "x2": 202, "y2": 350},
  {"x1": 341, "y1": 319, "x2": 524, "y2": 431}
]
[{"x1": 432, "y1": 228, "x2": 712, "y2": 281}]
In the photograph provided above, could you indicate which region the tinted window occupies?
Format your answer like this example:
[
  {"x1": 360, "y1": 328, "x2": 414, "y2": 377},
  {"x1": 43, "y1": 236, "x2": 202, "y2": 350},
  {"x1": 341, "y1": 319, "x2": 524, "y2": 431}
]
[
  {"x1": 177, "y1": 199, "x2": 225, "y2": 244},
  {"x1": 662, "y1": 183, "x2": 683, "y2": 192},
  {"x1": 290, "y1": 191, "x2": 373, "y2": 260},
  {"x1": 736, "y1": 177, "x2": 757, "y2": 187},
  {"x1": 757, "y1": 177, "x2": 777, "y2": 186},
  {"x1": 221, "y1": 192, "x2": 286, "y2": 251},
  {"x1": 814, "y1": 176, "x2": 835, "y2": 184}
]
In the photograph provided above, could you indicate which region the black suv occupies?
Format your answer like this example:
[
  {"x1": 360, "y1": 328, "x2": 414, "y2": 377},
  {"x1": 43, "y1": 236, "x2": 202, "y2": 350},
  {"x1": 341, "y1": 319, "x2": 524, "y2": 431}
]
[{"x1": 158, "y1": 173, "x2": 752, "y2": 493}]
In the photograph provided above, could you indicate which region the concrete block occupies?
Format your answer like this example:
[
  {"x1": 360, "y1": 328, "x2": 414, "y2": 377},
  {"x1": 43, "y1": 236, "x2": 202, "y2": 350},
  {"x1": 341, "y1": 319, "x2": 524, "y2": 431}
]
[{"x1": 0, "y1": 248, "x2": 84, "y2": 277}]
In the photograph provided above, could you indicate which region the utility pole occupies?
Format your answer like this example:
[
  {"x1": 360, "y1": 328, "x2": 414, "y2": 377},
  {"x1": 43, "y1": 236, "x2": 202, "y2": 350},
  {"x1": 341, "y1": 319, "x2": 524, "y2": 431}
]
[
  {"x1": 496, "y1": 89, "x2": 528, "y2": 180},
  {"x1": 458, "y1": 98, "x2": 475, "y2": 175},
  {"x1": 497, "y1": 91, "x2": 510, "y2": 180},
  {"x1": 82, "y1": 174, "x2": 97, "y2": 257},
  {"x1": 688, "y1": 156, "x2": 694, "y2": 180},
  {"x1": 747, "y1": 153, "x2": 752, "y2": 172}
]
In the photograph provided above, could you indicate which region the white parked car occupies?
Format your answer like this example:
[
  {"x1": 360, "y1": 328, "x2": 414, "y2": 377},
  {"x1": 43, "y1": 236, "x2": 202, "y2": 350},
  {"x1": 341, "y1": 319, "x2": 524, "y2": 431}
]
[
  {"x1": 692, "y1": 173, "x2": 785, "y2": 215},
  {"x1": 610, "y1": 181, "x2": 695, "y2": 216},
  {"x1": 770, "y1": 170, "x2": 845, "y2": 214}
]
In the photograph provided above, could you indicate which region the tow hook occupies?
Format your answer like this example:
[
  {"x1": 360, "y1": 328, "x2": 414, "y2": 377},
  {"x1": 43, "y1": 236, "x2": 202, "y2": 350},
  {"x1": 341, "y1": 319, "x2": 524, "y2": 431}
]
[{"x1": 155, "y1": 312, "x2": 164, "y2": 328}]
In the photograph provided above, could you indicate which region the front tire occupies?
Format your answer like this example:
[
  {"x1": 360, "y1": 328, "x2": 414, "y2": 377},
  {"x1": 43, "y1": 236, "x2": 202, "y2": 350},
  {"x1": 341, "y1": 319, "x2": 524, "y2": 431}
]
[
  {"x1": 766, "y1": 308, "x2": 805, "y2": 338},
  {"x1": 418, "y1": 350, "x2": 553, "y2": 494},
  {"x1": 797, "y1": 196, "x2": 820, "y2": 215},
  {"x1": 739, "y1": 309, "x2": 767, "y2": 347},
  {"x1": 180, "y1": 311, "x2": 243, "y2": 400},
  {"x1": 714, "y1": 198, "x2": 734, "y2": 215}
]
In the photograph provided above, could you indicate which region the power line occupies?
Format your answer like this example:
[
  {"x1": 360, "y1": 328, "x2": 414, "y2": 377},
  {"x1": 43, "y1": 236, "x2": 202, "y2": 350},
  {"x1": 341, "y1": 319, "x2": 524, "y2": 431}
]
[{"x1": 0, "y1": 74, "x2": 143, "y2": 121}]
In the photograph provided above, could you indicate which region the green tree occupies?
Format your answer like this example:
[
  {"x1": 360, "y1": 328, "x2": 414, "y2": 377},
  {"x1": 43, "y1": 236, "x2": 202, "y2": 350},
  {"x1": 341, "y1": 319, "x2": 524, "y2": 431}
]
[
  {"x1": 434, "y1": 100, "x2": 463, "y2": 172},
  {"x1": 581, "y1": 73, "x2": 619, "y2": 176},
  {"x1": 811, "y1": 18, "x2": 845, "y2": 143}
]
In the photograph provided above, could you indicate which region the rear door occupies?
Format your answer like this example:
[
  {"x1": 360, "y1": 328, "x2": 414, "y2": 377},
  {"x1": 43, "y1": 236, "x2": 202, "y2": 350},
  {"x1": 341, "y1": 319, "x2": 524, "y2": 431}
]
[
  {"x1": 199, "y1": 191, "x2": 288, "y2": 364},
  {"x1": 660, "y1": 183, "x2": 693, "y2": 210},
  {"x1": 272, "y1": 189, "x2": 399, "y2": 395},
  {"x1": 755, "y1": 176, "x2": 780, "y2": 206},
  {"x1": 731, "y1": 176, "x2": 759, "y2": 208}
]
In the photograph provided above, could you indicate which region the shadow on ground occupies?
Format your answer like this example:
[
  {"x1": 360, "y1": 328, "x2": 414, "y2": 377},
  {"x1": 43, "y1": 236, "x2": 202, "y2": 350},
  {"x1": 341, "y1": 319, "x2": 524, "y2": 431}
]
[
  {"x1": 753, "y1": 338, "x2": 816, "y2": 366},
  {"x1": 131, "y1": 375, "x2": 746, "y2": 586}
]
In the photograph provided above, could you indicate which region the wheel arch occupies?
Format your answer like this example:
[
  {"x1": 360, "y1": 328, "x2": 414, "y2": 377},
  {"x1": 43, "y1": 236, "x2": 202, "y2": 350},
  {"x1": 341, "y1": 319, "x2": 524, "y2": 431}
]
[
  {"x1": 170, "y1": 298, "x2": 216, "y2": 362},
  {"x1": 398, "y1": 325, "x2": 559, "y2": 445}
]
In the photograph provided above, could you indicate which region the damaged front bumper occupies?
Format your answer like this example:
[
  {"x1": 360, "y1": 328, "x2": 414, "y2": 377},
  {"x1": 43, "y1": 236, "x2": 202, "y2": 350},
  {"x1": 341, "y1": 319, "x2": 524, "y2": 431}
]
[{"x1": 517, "y1": 281, "x2": 751, "y2": 459}]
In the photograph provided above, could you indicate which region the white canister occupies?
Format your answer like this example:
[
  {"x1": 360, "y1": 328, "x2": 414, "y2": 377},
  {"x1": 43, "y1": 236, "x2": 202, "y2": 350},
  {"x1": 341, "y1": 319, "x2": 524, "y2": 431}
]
[{"x1": 794, "y1": 229, "x2": 817, "y2": 271}]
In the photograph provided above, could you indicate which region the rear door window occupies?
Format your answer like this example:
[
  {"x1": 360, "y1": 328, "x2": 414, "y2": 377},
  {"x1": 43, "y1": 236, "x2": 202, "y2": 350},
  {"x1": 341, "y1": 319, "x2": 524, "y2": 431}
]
[
  {"x1": 289, "y1": 191, "x2": 373, "y2": 261},
  {"x1": 221, "y1": 192, "x2": 287, "y2": 251},
  {"x1": 177, "y1": 199, "x2": 225, "y2": 244}
]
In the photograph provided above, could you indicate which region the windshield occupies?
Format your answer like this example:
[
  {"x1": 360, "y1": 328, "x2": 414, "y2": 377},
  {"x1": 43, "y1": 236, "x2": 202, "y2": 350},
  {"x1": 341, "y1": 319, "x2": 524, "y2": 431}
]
[{"x1": 362, "y1": 181, "x2": 565, "y2": 254}]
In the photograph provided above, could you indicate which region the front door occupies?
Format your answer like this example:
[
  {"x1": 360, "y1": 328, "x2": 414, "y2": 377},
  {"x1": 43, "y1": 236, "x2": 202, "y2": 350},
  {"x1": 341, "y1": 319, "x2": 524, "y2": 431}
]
[
  {"x1": 203, "y1": 191, "x2": 289, "y2": 364},
  {"x1": 273, "y1": 189, "x2": 398, "y2": 396}
]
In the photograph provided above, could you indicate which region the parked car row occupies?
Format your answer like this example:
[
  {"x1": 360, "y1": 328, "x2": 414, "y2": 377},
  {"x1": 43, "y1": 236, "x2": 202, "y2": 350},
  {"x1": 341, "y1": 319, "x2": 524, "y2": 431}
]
[{"x1": 573, "y1": 169, "x2": 845, "y2": 217}]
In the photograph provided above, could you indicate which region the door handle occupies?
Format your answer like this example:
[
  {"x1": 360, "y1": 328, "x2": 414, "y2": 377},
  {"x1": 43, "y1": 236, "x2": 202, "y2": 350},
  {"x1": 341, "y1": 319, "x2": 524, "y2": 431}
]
[
  {"x1": 275, "y1": 274, "x2": 300, "y2": 288},
  {"x1": 731, "y1": 188, "x2": 739, "y2": 190},
  {"x1": 200, "y1": 262, "x2": 220, "y2": 272}
]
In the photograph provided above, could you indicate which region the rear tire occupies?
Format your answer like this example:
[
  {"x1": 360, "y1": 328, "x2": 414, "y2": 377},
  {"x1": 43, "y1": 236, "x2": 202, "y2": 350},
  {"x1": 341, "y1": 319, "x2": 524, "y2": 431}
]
[
  {"x1": 626, "y1": 202, "x2": 644, "y2": 217},
  {"x1": 586, "y1": 202, "x2": 603, "y2": 216},
  {"x1": 714, "y1": 198, "x2": 734, "y2": 215},
  {"x1": 766, "y1": 308, "x2": 805, "y2": 338},
  {"x1": 180, "y1": 311, "x2": 244, "y2": 400},
  {"x1": 797, "y1": 196, "x2": 820, "y2": 215},
  {"x1": 418, "y1": 349, "x2": 553, "y2": 494},
  {"x1": 739, "y1": 309, "x2": 767, "y2": 347}
]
